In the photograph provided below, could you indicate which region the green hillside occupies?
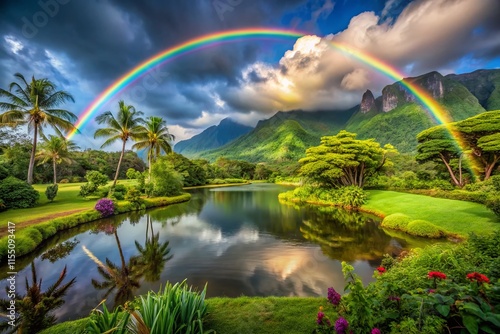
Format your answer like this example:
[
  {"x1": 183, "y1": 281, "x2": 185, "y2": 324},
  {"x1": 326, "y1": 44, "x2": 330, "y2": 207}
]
[
  {"x1": 195, "y1": 109, "x2": 354, "y2": 162},
  {"x1": 447, "y1": 69, "x2": 500, "y2": 111},
  {"x1": 175, "y1": 118, "x2": 253, "y2": 156},
  {"x1": 345, "y1": 104, "x2": 435, "y2": 153},
  {"x1": 199, "y1": 119, "x2": 319, "y2": 162}
]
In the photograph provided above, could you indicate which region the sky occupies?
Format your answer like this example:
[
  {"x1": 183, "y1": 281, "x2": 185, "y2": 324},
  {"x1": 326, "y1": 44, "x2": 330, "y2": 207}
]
[{"x1": 1, "y1": 0, "x2": 499, "y2": 149}]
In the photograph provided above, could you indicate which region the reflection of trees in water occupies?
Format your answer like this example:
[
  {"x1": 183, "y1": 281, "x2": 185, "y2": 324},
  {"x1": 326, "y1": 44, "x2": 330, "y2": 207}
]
[
  {"x1": 133, "y1": 215, "x2": 173, "y2": 282},
  {"x1": 299, "y1": 207, "x2": 395, "y2": 262},
  {"x1": 41, "y1": 239, "x2": 79, "y2": 263},
  {"x1": 0, "y1": 262, "x2": 75, "y2": 333},
  {"x1": 148, "y1": 195, "x2": 205, "y2": 225},
  {"x1": 89, "y1": 220, "x2": 143, "y2": 308},
  {"x1": 206, "y1": 188, "x2": 304, "y2": 237}
]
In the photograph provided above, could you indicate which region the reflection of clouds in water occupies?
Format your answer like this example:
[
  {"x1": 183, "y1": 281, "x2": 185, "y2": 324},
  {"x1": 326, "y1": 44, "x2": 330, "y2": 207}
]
[{"x1": 160, "y1": 214, "x2": 259, "y2": 256}]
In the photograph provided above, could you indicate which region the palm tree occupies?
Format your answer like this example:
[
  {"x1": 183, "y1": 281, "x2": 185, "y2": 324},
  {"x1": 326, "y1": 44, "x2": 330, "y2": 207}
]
[
  {"x1": 0, "y1": 73, "x2": 76, "y2": 184},
  {"x1": 94, "y1": 100, "x2": 144, "y2": 188},
  {"x1": 132, "y1": 116, "x2": 175, "y2": 177},
  {"x1": 36, "y1": 135, "x2": 79, "y2": 184},
  {"x1": 0, "y1": 262, "x2": 75, "y2": 333}
]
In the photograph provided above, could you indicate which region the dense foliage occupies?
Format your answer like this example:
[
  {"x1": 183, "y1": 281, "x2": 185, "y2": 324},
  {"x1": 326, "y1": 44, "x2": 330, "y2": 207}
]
[
  {"x1": 150, "y1": 157, "x2": 183, "y2": 197},
  {"x1": 0, "y1": 176, "x2": 39, "y2": 209},
  {"x1": 45, "y1": 184, "x2": 58, "y2": 202},
  {"x1": 315, "y1": 232, "x2": 500, "y2": 334},
  {"x1": 299, "y1": 131, "x2": 396, "y2": 188}
]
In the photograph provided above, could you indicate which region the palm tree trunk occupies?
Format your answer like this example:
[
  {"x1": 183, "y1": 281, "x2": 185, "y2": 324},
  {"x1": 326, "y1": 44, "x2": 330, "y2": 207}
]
[
  {"x1": 112, "y1": 140, "x2": 127, "y2": 188},
  {"x1": 53, "y1": 158, "x2": 57, "y2": 184},
  {"x1": 27, "y1": 125, "x2": 38, "y2": 184},
  {"x1": 114, "y1": 231, "x2": 127, "y2": 270}
]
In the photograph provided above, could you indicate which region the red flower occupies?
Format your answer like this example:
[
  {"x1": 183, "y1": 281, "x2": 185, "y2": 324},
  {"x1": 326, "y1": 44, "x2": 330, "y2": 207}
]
[
  {"x1": 466, "y1": 272, "x2": 490, "y2": 284},
  {"x1": 376, "y1": 267, "x2": 386, "y2": 274},
  {"x1": 428, "y1": 271, "x2": 447, "y2": 280}
]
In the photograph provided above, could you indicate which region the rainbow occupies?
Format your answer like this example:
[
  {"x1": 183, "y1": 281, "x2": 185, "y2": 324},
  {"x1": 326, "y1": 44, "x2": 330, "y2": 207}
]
[{"x1": 68, "y1": 27, "x2": 476, "y2": 175}]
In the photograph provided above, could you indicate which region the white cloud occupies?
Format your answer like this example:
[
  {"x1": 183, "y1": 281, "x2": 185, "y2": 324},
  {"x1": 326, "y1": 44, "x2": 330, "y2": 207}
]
[
  {"x1": 218, "y1": 0, "x2": 499, "y2": 116},
  {"x1": 4, "y1": 35, "x2": 23, "y2": 54}
]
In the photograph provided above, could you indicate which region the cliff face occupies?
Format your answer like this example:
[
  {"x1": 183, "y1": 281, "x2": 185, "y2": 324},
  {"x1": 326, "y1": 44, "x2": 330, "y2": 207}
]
[
  {"x1": 360, "y1": 89, "x2": 376, "y2": 113},
  {"x1": 382, "y1": 71, "x2": 445, "y2": 112}
]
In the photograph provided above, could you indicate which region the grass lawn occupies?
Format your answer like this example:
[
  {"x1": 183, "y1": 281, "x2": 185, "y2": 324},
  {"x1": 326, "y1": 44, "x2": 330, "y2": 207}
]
[
  {"x1": 0, "y1": 180, "x2": 137, "y2": 230},
  {"x1": 364, "y1": 190, "x2": 499, "y2": 237},
  {"x1": 40, "y1": 297, "x2": 328, "y2": 334}
]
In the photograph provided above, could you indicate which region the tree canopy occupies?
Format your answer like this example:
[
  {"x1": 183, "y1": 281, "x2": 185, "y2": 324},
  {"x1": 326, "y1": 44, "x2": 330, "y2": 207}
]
[{"x1": 299, "y1": 130, "x2": 396, "y2": 188}]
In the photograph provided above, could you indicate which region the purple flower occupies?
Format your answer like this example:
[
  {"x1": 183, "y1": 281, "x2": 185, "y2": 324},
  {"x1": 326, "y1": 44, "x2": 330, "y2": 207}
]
[
  {"x1": 95, "y1": 198, "x2": 115, "y2": 217},
  {"x1": 327, "y1": 287, "x2": 341, "y2": 306},
  {"x1": 371, "y1": 328, "x2": 381, "y2": 334},
  {"x1": 316, "y1": 311, "x2": 325, "y2": 325},
  {"x1": 334, "y1": 317, "x2": 349, "y2": 334}
]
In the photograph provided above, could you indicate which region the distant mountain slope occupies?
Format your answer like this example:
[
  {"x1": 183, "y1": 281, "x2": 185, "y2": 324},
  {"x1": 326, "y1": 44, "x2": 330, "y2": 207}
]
[
  {"x1": 446, "y1": 69, "x2": 500, "y2": 111},
  {"x1": 174, "y1": 118, "x2": 253, "y2": 156},
  {"x1": 198, "y1": 109, "x2": 354, "y2": 162},
  {"x1": 346, "y1": 71, "x2": 485, "y2": 152}
]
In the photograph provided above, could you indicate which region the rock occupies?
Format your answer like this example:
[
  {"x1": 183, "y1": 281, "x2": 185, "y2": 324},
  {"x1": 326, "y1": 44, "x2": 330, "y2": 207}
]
[{"x1": 360, "y1": 89, "x2": 376, "y2": 113}]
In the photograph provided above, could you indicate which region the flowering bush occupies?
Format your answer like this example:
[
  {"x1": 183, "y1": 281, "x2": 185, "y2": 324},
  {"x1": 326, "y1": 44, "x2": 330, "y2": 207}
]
[
  {"x1": 314, "y1": 260, "x2": 499, "y2": 334},
  {"x1": 94, "y1": 198, "x2": 115, "y2": 217},
  {"x1": 376, "y1": 266, "x2": 386, "y2": 274}
]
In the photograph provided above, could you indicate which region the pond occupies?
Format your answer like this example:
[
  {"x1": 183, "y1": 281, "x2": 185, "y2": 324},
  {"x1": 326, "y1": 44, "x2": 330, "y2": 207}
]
[{"x1": 0, "y1": 184, "x2": 436, "y2": 323}]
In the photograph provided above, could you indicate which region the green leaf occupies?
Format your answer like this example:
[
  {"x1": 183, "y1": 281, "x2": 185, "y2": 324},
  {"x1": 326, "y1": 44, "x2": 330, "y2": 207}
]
[
  {"x1": 485, "y1": 313, "x2": 500, "y2": 327},
  {"x1": 436, "y1": 304, "x2": 450, "y2": 317},
  {"x1": 463, "y1": 315, "x2": 479, "y2": 334},
  {"x1": 479, "y1": 325, "x2": 497, "y2": 334},
  {"x1": 463, "y1": 303, "x2": 486, "y2": 319}
]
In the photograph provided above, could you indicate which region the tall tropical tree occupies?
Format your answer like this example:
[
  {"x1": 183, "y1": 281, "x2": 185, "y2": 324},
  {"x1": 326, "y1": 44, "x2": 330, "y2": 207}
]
[
  {"x1": 94, "y1": 100, "x2": 144, "y2": 188},
  {"x1": 0, "y1": 73, "x2": 76, "y2": 184},
  {"x1": 36, "y1": 135, "x2": 79, "y2": 184},
  {"x1": 132, "y1": 116, "x2": 175, "y2": 177}
]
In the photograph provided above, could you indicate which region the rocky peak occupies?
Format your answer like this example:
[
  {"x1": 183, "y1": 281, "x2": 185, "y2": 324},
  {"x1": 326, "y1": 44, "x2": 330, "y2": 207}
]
[
  {"x1": 382, "y1": 71, "x2": 445, "y2": 112},
  {"x1": 360, "y1": 89, "x2": 376, "y2": 113}
]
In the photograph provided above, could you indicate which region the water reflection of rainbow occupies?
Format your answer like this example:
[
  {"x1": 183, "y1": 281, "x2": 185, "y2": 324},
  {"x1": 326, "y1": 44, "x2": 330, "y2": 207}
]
[{"x1": 67, "y1": 28, "x2": 476, "y2": 175}]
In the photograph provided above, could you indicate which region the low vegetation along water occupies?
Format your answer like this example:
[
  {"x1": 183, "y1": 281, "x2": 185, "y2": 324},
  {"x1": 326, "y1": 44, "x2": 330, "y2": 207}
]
[{"x1": 0, "y1": 184, "x2": 438, "y2": 322}]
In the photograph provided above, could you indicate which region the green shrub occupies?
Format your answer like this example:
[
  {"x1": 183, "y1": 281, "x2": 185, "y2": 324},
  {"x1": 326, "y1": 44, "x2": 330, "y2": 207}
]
[
  {"x1": 151, "y1": 158, "x2": 183, "y2": 197},
  {"x1": 45, "y1": 184, "x2": 58, "y2": 202},
  {"x1": 336, "y1": 186, "x2": 367, "y2": 209},
  {"x1": 79, "y1": 182, "x2": 98, "y2": 197},
  {"x1": 85, "y1": 170, "x2": 108, "y2": 187},
  {"x1": 0, "y1": 176, "x2": 39, "y2": 209},
  {"x1": 0, "y1": 164, "x2": 9, "y2": 180},
  {"x1": 486, "y1": 196, "x2": 500, "y2": 217},
  {"x1": 0, "y1": 198, "x2": 5, "y2": 212},
  {"x1": 381, "y1": 213, "x2": 411, "y2": 230},
  {"x1": 406, "y1": 220, "x2": 443, "y2": 238},
  {"x1": 59, "y1": 178, "x2": 69, "y2": 183},
  {"x1": 126, "y1": 168, "x2": 140, "y2": 180},
  {"x1": 70, "y1": 176, "x2": 83, "y2": 183},
  {"x1": 491, "y1": 175, "x2": 500, "y2": 191}
]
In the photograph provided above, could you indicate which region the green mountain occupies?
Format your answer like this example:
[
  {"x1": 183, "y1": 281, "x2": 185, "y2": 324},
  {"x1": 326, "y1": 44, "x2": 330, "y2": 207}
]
[
  {"x1": 446, "y1": 69, "x2": 500, "y2": 111},
  {"x1": 345, "y1": 71, "x2": 485, "y2": 152},
  {"x1": 179, "y1": 69, "x2": 493, "y2": 162},
  {"x1": 174, "y1": 118, "x2": 253, "y2": 156},
  {"x1": 197, "y1": 110, "x2": 354, "y2": 162}
]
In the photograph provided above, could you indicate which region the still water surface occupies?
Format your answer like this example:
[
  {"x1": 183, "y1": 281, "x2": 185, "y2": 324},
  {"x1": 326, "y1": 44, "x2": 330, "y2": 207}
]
[{"x1": 0, "y1": 184, "x2": 433, "y2": 322}]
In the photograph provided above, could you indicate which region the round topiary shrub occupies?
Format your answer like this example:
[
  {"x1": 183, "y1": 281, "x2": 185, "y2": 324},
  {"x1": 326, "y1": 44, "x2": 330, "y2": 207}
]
[
  {"x1": 406, "y1": 220, "x2": 443, "y2": 238},
  {"x1": 0, "y1": 176, "x2": 39, "y2": 209},
  {"x1": 381, "y1": 213, "x2": 411, "y2": 230}
]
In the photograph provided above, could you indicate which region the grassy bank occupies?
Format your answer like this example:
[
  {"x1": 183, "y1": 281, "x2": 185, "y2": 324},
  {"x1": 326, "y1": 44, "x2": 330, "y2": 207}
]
[
  {"x1": 40, "y1": 296, "x2": 328, "y2": 334},
  {"x1": 0, "y1": 193, "x2": 191, "y2": 260},
  {"x1": 363, "y1": 190, "x2": 499, "y2": 238}
]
